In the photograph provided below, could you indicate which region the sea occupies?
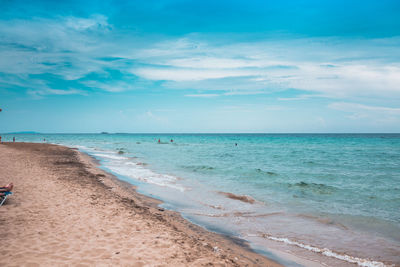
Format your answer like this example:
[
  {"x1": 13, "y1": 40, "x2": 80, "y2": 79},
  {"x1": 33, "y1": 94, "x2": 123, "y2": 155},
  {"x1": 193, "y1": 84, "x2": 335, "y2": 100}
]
[{"x1": 3, "y1": 133, "x2": 399, "y2": 266}]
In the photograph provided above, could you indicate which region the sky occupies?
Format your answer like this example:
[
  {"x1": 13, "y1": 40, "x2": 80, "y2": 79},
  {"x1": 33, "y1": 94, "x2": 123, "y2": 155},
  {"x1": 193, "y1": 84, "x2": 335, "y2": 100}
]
[{"x1": 1, "y1": 0, "x2": 400, "y2": 133}]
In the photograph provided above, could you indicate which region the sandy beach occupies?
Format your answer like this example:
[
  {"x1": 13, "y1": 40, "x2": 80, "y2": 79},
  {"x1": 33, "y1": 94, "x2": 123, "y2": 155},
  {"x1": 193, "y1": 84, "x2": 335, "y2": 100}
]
[{"x1": 0, "y1": 142, "x2": 281, "y2": 266}]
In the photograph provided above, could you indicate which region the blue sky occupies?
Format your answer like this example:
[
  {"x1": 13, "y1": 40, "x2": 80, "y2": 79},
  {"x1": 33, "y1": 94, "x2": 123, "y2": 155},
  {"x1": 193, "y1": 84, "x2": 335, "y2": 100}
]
[{"x1": 1, "y1": 0, "x2": 400, "y2": 133}]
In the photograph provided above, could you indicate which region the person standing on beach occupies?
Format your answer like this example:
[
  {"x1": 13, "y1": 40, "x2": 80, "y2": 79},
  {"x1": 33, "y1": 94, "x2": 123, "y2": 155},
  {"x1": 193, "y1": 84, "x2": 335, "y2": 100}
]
[{"x1": 13, "y1": 137, "x2": 15, "y2": 142}]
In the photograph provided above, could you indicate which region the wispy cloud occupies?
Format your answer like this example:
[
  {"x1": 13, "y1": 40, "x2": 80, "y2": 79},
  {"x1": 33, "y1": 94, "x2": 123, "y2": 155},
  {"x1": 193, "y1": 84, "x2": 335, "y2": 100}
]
[
  {"x1": 278, "y1": 94, "x2": 318, "y2": 101},
  {"x1": 185, "y1": 93, "x2": 220, "y2": 98},
  {"x1": 1, "y1": 14, "x2": 400, "y2": 103},
  {"x1": 133, "y1": 67, "x2": 260, "y2": 81},
  {"x1": 28, "y1": 88, "x2": 86, "y2": 97},
  {"x1": 82, "y1": 80, "x2": 137, "y2": 93},
  {"x1": 329, "y1": 102, "x2": 400, "y2": 123},
  {"x1": 0, "y1": 15, "x2": 126, "y2": 95},
  {"x1": 329, "y1": 102, "x2": 400, "y2": 114},
  {"x1": 130, "y1": 36, "x2": 400, "y2": 100}
]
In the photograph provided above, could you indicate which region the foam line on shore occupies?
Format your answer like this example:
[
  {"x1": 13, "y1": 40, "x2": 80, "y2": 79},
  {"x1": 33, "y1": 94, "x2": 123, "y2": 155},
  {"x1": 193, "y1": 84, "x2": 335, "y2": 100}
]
[{"x1": 259, "y1": 234, "x2": 388, "y2": 267}]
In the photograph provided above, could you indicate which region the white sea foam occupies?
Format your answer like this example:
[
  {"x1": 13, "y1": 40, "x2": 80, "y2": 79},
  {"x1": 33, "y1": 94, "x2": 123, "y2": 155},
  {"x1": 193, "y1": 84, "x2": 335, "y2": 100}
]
[
  {"x1": 92, "y1": 153, "x2": 128, "y2": 160},
  {"x1": 73, "y1": 145, "x2": 89, "y2": 150},
  {"x1": 91, "y1": 152, "x2": 186, "y2": 192},
  {"x1": 117, "y1": 165, "x2": 185, "y2": 191},
  {"x1": 261, "y1": 234, "x2": 389, "y2": 267},
  {"x1": 57, "y1": 143, "x2": 87, "y2": 151}
]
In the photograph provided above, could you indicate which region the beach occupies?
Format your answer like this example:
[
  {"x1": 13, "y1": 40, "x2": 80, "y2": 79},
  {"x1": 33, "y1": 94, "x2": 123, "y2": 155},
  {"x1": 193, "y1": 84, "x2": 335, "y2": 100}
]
[
  {"x1": 0, "y1": 142, "x2": 281, "y2": 266},
  {"x1": 2, "y1": 0, "x2": 400, "y2": 265},
  {"x1": 0, "y1": 134, "x2": 398, "y2": 267}
]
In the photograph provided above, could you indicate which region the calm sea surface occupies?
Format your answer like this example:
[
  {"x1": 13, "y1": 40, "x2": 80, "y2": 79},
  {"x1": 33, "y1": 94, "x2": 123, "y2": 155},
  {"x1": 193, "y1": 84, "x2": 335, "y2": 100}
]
[{"x1": 4, "y1": 133, "x2": 400, "y2": 266}]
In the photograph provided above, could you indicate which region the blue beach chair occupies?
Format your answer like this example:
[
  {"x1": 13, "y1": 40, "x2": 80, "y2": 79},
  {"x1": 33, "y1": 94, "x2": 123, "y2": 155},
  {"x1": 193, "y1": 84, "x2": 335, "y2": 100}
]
[{"x1": 0, "y1": 191, "x2": 12, "y2": 206}]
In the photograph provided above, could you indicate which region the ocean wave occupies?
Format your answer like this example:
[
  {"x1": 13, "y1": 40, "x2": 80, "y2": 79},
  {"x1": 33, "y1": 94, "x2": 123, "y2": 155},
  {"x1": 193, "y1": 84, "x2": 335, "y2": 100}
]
[
  {"x1": 109, "y1": 161, "x2": 186, "y2": 192},
  {"x1": 217, "y1": 152, "x2": 234, "y2": 158},
  {"x1": 193, "y1": 211, "x2": 254, "y2": 218},
  {"x1": 181, "y1": 165, "x2": 215, "y2": 172},
  {"x1": 157, "y1": 141, "x2": 170, "y2": 144},
  {"x1": 259, "y1": 233, "x2": 388, "y2": 267},
  {"x1": 72, "y1": 144, "x2": 90, "y2": 150},
  {"x1": 89, "y1": 151, "x2": 186, "y2": 192},
  {"x1": 92, "y1": 153, "x2": 128, "y2": 160},
  {"x1": 255, "y1": 168, "x2": 278, "y2": 176},
  {"x1": 288, "y1": 181, "x2": 338, "y2": 195}
]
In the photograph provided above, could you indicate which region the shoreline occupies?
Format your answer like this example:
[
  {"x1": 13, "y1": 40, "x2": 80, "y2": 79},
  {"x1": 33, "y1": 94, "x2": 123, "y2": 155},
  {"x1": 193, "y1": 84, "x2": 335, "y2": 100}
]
[{"x1": 0, "y1": 142, "x2": 282, "y2": 266}]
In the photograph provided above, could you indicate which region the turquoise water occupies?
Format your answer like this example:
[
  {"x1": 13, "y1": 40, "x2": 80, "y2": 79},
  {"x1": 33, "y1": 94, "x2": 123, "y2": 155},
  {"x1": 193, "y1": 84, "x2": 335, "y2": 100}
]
[{"x1": 3, "y1": 133, "x2": 400, "y2": 266}]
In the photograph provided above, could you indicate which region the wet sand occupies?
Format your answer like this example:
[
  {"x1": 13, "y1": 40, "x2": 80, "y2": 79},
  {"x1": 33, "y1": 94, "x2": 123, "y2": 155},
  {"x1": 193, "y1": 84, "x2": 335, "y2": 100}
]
[{"x1": 0, "y1": 142, "x2": 281, "y2": 266}]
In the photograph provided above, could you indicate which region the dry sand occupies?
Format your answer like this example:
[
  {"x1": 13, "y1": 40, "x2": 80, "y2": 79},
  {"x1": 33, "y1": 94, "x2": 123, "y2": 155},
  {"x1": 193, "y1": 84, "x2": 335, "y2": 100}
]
[{"x1": 0, "y1": 142, "x2": 281, "y2": 266}]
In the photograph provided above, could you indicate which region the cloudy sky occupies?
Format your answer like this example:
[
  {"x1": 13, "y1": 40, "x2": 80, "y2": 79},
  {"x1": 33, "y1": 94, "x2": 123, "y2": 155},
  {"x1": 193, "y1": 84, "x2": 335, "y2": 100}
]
[{"x1": 1, "y1": 0, "x2": 400, "y2": 133}]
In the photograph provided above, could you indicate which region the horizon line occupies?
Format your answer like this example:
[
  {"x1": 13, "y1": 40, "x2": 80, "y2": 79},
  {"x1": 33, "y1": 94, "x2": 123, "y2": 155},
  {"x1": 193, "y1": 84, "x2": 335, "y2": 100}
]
[{"x1": 1, "y1": 132, "x2": 400, "y2": 135}]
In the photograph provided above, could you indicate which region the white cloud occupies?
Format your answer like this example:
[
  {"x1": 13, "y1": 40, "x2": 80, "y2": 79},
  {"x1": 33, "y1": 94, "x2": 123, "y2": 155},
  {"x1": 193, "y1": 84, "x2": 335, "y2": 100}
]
[
  {"x1": 27, "y1": 87, "x2": 86, "y2": 98},
  {"x1": 131, "y1": 59, "x2": 400, "y2": 99},
  {"x1": 223, "y1": 90, "x2": 266, "y2": 96},
  {"x1": 65, "y1": 15, "x2": 109, "y2": 31},
  {"x1": 1, "y1": 15, "x2": 400, "y2": 103},
  {"x1": 133, "y1": 36, "x2": 400, "y2": 99},
  {"x1": 329, "y1": 102, "x2": 400, "y2": 123},
  {"x1": 185, "y1": 93, "x2": 220, "y2": 98},
  {"x1": 289, "y1": 64, "x2": 400, "y2": 98},
  {"x1": 278, "y1": 94, "x2": 317, "y2": 101},
  {"x1": 329, "y1": 102, "x2": 400, "y2": 114},
  {"x1": 82, "y1": 80, "x2": 134, "y2": 92},
  {"x1": 133, "y1": 67, "x2": 260, "y2": 81},
  {"x1": 156, "y1": 57, "x2": 289, "y2": 69},
  {"x1": 0, "y1": 15, "x2": 122, "y2": 94}
]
